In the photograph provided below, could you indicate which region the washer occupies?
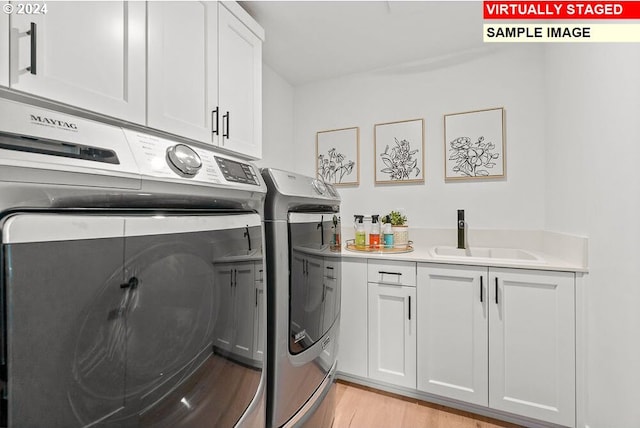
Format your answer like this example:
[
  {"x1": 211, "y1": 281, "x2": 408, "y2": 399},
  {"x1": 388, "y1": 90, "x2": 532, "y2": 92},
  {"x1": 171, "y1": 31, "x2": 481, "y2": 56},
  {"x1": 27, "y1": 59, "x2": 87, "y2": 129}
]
[
  {"x1": 261, "y1": 168, "x2": 341, "y2": 428},
  {"x1": 0, "y1": 98, "x2": 267, "y2": 427}
]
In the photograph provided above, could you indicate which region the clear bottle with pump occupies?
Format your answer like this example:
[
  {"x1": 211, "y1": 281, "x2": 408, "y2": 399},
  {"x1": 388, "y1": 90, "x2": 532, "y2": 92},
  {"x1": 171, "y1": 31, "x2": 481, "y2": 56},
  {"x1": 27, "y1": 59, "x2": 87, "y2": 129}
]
[
  {"x1": 370, "y1": 215, "x2": 380, "y2": 249},
  {"x1": 354, "y1": 215, "x2": 366, "y2": 249}
]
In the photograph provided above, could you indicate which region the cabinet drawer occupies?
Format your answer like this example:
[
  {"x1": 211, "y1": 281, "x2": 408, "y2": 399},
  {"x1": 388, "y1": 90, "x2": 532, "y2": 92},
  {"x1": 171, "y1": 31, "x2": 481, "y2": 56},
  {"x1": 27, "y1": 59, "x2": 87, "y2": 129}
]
[{"x1": 367, "y1": 260, "x2": 416, "y2": 286}]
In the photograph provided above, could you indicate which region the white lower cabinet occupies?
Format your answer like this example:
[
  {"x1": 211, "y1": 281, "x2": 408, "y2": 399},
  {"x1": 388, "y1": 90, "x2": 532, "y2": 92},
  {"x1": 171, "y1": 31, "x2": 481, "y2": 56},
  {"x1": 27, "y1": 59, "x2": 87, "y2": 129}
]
[
  {"x1": 338, "y1": 259, "x2": 368, "y2": 378},
  {"x1": 253, "y1": 266, "x2": 265, "y2": 361},
  {"x1": 213, "y1": 261, "x2": 263, "y2": 361},
  {"x1": 488, "y1": 268, "x2": 575, "y2": 427},
  {"x1": 416, "y1": 264, "x2": 488, "y2": 406},
  {"x1": 367, "y1": 260, "x2": 417, "y2": 389},
  {"x1": 417, "y1": 264, "x2": 576, "y2": 427},
  {"x1": 368, "y1": 282, "x2": 416, "y2": 388}
]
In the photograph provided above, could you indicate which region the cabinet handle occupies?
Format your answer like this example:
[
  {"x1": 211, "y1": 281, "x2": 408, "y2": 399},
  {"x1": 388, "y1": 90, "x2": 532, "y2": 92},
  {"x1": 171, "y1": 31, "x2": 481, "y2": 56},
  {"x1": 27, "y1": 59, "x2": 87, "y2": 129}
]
[
  {"x1": 120, "y1": 276, "x2": 138, "y2": 290},
  {"x1": 495, "y1": 277, "x2": 499, "y2": 304},
  {"x1": 378, "y1": 271, "x2": 402, "y2": 276},
  {"x1": 255, "y1": 288, "x2": 258, "y2": 307},
  {"x1": 223, "y1": 111, "x2": 230, "y2": 139},
  {"x1": 408, "y1": 296, "x2": 411, "y2": 320},
  {"x1": 27, "y1": 22, "x2": 37, "y2": 75},
  {"x1": 212, "y1": 107, "x2": 219, "y2": 136},
  {"x1": 480, "y1": 276, "x2": 483, "y2": 303}
]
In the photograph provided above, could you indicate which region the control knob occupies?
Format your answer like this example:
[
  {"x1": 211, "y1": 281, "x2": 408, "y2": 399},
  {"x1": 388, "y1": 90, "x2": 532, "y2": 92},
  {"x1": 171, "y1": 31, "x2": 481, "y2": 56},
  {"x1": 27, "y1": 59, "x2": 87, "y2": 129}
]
[
  {"x1": 166, "y1": 144, "x2": 202, "y2": 177},
  {"x1": 312, "y1": 179, "x2": 327, "y2": 195}
]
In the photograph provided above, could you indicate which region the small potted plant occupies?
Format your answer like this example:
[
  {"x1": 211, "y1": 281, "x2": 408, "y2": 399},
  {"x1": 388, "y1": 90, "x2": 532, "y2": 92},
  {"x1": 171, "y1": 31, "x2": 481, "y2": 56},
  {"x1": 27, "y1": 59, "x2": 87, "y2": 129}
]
[{"x1": 384, "y1": 210, "x2": 409, "y2": 249}]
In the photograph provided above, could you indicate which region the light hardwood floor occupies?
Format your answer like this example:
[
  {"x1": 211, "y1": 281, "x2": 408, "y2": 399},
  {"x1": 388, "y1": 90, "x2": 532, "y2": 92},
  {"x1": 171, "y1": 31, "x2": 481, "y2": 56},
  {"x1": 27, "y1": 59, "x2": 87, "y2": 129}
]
[{"x1": 334, "y1": 381, "x2": 521, "y2": 428}]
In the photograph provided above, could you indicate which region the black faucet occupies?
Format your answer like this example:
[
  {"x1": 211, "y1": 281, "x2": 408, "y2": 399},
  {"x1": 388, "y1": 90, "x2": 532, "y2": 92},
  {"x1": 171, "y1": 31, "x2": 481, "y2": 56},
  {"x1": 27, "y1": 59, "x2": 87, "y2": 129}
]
[
  {"x1": 317, "y1": 215, "x2": 324, "y2": 246},
  {"x1": 457, "y1": 210, "x2": 465, "y2": 249}
]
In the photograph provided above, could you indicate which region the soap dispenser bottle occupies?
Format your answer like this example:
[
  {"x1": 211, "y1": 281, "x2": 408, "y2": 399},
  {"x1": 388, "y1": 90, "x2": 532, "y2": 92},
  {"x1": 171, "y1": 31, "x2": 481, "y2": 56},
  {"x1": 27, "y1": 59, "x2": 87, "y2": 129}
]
[
  {"x1": 331, "y1": 215, "x2": 341, "y2": 251},
  {"x1": 354, "y1": 215, "x2": 366, "y2": 249},
  {"x1": 382, "y1": 215, "x2": 394, "y2": 249},
  {"x1": 370, "y1": 215, "x2": 381, "y2": 249}
]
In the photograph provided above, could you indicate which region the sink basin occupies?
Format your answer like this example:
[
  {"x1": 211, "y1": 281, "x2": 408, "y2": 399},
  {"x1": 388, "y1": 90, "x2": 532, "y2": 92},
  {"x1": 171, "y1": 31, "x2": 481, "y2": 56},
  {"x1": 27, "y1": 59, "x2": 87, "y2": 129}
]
[
  {"x1": 299, "y1": 243, "x2": 330, "y2": 251},
  {"x1": 430, "y1": 246, "x2": 545, "y2": 263},
  {"x1": 215, "y1": 248, "x2": 262, "y2": 262}
]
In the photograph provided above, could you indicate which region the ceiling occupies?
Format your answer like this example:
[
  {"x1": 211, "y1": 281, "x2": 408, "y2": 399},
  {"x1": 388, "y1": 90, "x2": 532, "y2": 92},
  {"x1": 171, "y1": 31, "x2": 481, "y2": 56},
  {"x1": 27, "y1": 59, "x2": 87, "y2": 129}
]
[{"x1": 240, "y1": 1, "x2": 487, "y2": 86}]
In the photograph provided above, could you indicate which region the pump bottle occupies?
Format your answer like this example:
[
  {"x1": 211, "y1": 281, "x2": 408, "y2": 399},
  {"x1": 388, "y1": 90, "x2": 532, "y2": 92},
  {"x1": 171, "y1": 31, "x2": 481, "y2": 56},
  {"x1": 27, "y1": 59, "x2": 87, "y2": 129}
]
[
  {"x1": 382, "y1": 215, "x2": 394, "y2": 248},
  {"x1": 354, "y1": 215, "x2": 366, "y2": 249},
  {"x1": 370, "y1": 215, "x2": 381, "y2": 249}
]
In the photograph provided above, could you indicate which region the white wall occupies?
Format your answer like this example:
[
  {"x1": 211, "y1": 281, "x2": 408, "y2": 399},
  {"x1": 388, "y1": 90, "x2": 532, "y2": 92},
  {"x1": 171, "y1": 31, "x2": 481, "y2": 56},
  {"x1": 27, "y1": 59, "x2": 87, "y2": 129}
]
[
  {"x1": 293, "y1": 46, "x2": 547, "y2": 230},
  {"x1": 545, "y1": 45, "x2": 640, "y2": 428},
  {"x1": 263, "y1": 40, "x2": 640, "y2": 427},
  {"x1": 255, "y1": 64, "x2": 295, "y2": 170}
]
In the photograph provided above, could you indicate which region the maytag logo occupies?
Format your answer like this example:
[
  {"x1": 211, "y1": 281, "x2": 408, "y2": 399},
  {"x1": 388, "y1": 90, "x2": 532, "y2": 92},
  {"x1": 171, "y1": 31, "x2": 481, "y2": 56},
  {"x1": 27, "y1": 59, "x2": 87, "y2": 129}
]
[{"x1": 30, "y1": 114, "x2": 78, "y2": 131}]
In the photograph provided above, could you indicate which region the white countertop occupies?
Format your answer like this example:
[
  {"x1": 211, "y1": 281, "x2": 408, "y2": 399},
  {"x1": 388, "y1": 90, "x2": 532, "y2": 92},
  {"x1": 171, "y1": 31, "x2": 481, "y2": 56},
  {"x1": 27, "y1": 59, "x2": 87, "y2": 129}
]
[
  {"x1": 340, "y1": 243, "x2": 587, "y2": 273},
  {"x1": 336, "y1": 228, "x2": 589, "y2": 273}
]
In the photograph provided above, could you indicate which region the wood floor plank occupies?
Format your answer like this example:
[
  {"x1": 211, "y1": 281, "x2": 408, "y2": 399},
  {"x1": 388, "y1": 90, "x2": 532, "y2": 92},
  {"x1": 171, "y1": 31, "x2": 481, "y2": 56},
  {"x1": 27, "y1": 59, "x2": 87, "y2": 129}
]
[{"x1": 334, "y1": 380, "x2": 521, "y2": 428}]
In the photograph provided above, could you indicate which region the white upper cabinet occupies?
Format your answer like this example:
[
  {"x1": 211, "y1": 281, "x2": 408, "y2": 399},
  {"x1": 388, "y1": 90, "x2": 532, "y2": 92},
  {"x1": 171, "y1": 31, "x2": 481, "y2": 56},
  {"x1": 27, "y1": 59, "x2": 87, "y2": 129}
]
[
  {"x1": 218, "y1": 2, "x2": 263, "y2": 159},
  {"x1": 147, "y1": 1, "x2": 218, "y2": 142},
  {"x1": 0, "y1": 3, "x2": 8, "y2": 87},
  {"x1": 9, "y1": 1, "x2": 146, "y2": 124},
  {"x1": 146, "y1": 1, "x2": 263, "y2": 159}
]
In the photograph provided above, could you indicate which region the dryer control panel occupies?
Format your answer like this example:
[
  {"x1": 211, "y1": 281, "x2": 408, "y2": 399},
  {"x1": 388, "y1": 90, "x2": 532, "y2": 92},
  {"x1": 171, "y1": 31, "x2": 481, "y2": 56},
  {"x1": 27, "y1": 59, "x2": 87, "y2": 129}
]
[{"x1": 122, "y1": 129, "x2": 265, "y2": 191}]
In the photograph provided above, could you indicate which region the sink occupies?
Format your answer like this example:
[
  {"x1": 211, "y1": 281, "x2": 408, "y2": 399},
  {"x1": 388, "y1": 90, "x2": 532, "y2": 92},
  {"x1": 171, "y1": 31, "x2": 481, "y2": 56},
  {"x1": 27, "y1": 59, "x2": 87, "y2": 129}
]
[
  {"x1": 299, "y1": 243, "x2": 330, "y2": 251},
  {"x1": 430, "y1": 246, "x2": 545, "y2": 263},
  {"x1": 215, "y1": 248, "x2": 262, "y2": 262}
]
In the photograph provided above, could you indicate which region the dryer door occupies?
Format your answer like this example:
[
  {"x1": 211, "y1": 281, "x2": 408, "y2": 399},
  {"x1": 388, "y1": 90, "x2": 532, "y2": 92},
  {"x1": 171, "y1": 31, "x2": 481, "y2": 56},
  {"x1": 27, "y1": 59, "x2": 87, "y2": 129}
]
[
  {"x1": 1, "y1": 212, "x2": 264, "y2": 428},
  {"x1": 2, "y1": 214, "x2": 127, "y2": 428},
  {"x1": 120, "y1": 213, "x2": 264, "y2": 428}
]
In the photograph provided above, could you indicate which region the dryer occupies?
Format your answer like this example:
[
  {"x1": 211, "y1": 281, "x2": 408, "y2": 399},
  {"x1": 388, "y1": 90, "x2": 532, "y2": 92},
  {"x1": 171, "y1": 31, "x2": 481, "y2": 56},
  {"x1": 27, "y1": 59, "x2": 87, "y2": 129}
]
[
  {"x1": 261, "y1": 169, "x2": 341, "y2": 428},
  {"x1": 0, "y1": 98, "x2": 266, "y2": 427}
]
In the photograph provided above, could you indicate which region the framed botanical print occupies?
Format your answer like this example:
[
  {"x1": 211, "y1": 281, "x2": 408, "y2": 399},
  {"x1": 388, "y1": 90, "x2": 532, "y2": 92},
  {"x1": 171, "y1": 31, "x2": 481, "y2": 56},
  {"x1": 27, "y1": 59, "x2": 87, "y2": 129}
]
[
  {"x1": 374, "y1": 118, "x2": 424, "y2": 184},
  {"x1": 316, "y1": 127, "x2": 359, "y2": 186},
  {"x1": 444, "y1": 107, "x2": 506, "y2": 181}
]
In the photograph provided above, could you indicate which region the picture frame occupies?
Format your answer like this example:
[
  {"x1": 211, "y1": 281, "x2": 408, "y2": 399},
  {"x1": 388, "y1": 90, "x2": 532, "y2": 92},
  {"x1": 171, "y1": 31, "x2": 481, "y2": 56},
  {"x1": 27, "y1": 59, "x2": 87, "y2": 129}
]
[
  {"x1": 374, "y1": 118, "x2": 425, "y2": 184},
  {"x1": 444, "y1": 107, "x2": 506, "y2": 181},
  {"x1": 316, "y1": 126, "x2": 360, "y2": 186}
]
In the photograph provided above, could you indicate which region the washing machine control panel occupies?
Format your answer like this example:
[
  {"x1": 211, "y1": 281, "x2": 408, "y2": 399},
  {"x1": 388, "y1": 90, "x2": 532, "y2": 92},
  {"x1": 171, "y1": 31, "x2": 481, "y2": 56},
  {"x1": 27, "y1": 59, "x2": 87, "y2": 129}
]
[
  {"x1": 122, "y1": 129, "x2": 264, "y2": 190},
  {"x1": 215, "y1": 156, "x2": 259, "y2": 185}
]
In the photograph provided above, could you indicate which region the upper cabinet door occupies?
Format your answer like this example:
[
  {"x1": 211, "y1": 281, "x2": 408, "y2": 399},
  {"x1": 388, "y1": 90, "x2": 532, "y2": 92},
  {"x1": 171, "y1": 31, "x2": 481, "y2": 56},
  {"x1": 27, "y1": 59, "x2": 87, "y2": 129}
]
[
  {"x1": 218, "y1": 3, "x2": 263, "y2": 159},
  {"x1": 147, "y1": 1, "x2": 218, "y2": 142},
  {"x1": 9, "y1": 1, "x2": 145, "y2": 123},
  {"x1": 0, "y1": 2, "x2": 8, "y2": 87}
]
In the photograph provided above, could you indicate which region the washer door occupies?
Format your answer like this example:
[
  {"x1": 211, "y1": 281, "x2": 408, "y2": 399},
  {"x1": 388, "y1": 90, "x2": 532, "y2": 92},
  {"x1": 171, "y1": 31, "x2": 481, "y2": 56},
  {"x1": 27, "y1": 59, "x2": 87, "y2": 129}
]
[{"x1": 2, "y1": 213, "x2": 264, "y2": 428}]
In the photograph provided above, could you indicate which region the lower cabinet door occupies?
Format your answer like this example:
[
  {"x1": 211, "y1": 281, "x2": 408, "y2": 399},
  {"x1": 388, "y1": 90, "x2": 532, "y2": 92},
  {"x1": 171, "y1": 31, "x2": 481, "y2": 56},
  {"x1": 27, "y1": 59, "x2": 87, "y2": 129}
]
[
  {"x1": 489, "y1": 268, "x2": 576, "y2": 427},
  {"x1": 368, "y1": 283, "x2": 416, "y2": 388},
  {"x1": 338, "y1": 259, "x2": 368, "y2": 378},
  {"x1": 417, "y1": 264, "x2": 489, "y2": 406}
]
